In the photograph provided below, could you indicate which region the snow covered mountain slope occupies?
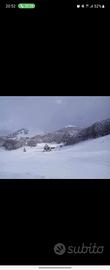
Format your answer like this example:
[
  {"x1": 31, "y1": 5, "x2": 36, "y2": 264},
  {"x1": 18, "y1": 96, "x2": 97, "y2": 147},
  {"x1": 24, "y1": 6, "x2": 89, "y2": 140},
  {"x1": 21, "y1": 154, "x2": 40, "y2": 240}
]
[
  {"x1": 31, "y1": 126, "x2": 80, "y2": 144},
  {"x1": 7, "y1": 128, "x2": 44, "y2": 140},
  {"x1": 0, "y1": 134, "x2": 110, "y2": 179},
  {"x1": 66, "y1": 119, "x2": 110, "y2": 145},
  {"x1": 1, "y1": 119, "x2": 110, "y2": 151},
  {"x1": 0, "y1": 126, "x2": 80, "y2": 150}
]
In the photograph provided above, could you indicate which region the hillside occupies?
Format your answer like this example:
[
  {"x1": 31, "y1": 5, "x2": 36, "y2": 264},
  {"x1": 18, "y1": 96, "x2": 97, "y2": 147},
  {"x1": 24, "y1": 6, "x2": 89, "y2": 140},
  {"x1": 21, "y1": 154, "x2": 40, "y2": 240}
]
[
  {"x1": 0, "y1": 134, "x2": 110, "y2": 179},
  {"x1": 0, "y1": 126, "x2": 80, "y2": 150},
  {"x1": 0, "y1": 119, "x2": 110, "y2": 150},
  {"x1": 65, "y1": 119, "x2": 110, "y2": 145}
]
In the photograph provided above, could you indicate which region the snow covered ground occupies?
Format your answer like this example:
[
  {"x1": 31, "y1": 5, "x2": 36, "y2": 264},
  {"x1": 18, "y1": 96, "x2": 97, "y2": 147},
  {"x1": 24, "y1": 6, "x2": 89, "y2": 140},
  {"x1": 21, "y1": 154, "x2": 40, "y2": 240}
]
[{"x1": 0, "y1": 135, "x2": 110, "y2": 179}]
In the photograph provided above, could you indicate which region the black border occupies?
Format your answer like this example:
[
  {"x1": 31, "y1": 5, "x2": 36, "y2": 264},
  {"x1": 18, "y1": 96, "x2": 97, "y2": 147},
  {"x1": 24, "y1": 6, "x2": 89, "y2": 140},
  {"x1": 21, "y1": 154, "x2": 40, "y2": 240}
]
[{"x1": 0, "y1": 179, "x2": 110, "y2": 265}]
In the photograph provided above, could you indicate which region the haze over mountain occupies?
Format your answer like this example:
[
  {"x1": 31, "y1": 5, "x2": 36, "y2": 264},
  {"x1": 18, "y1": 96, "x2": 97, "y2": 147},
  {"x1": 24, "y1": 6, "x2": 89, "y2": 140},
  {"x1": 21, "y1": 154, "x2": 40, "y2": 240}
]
[{"x1": 0, "y1": 96, "x2": 110, "y2": 134}]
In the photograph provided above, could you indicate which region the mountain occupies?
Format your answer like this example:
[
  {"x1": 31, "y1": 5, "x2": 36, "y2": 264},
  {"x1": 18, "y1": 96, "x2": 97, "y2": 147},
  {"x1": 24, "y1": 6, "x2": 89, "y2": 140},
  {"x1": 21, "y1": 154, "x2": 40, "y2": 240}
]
[
  {"x1": 31, "y1": 126, "x2": 80, "y2": 144},
  {"x1": 65, "y1": 119, "x2": 110, "y2": 145},
  {"x1": 7, "y1": 128, "x2": 44, "y2": 140},
  {"x1": 7, "y1": 128, "x2": 29, "y2": 139},
  {"x1": 0, "y1": 119, "x2": 110, "y2": 150},
  {"x1": 0, "y1": 126, "x2": 80, "y2": 150}
]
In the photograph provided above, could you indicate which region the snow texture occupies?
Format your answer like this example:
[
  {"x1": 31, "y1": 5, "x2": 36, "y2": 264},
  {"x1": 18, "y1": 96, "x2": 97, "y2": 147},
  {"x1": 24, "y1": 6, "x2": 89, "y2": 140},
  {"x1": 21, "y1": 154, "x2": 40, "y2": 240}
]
[{"x1": 0, "y1": 135, "x2": 110, "y2": 179}]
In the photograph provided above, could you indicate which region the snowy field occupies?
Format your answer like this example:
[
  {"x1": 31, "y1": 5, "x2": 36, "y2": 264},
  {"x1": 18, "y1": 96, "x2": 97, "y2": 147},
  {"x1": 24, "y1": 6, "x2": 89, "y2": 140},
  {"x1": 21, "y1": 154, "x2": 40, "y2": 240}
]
[{"x1": 0, "y1": 135, "x2": 110, "y2": 179}]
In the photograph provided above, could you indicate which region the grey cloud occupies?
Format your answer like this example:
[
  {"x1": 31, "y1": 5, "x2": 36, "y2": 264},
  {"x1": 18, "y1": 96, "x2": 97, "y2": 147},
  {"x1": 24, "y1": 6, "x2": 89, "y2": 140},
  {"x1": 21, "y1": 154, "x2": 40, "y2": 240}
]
[{"x1": 0, "y1": 96, "x2": 110, "y2": 133}]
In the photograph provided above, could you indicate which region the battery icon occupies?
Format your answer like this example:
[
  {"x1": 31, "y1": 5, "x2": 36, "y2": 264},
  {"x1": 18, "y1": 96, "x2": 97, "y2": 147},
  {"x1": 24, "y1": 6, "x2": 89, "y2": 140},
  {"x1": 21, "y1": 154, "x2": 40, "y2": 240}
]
[{"x1": 18, "y1": 3, "x2": 35, "y2": 8}]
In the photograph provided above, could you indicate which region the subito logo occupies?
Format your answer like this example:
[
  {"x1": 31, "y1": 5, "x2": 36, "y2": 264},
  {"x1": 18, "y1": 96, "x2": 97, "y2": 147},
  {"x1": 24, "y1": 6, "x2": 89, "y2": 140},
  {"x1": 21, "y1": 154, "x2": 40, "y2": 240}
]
[{"x1": 54, "y1": 243, "x2": 66, "y2": 255}]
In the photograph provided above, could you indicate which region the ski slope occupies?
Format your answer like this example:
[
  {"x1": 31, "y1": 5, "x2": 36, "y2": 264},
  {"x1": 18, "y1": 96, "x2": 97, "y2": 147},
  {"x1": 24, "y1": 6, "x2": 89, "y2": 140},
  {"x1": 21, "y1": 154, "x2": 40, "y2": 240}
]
[{"x1": 0, "y1": 135, "x2": 110, "y2": 179}]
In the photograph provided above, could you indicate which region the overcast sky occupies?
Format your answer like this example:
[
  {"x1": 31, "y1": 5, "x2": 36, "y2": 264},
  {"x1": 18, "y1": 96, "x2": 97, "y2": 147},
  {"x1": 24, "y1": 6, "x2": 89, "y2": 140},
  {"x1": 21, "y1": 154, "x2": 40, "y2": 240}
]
[{"x1": 0, "y1": 96, "x2": 110, "y2": 133}]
